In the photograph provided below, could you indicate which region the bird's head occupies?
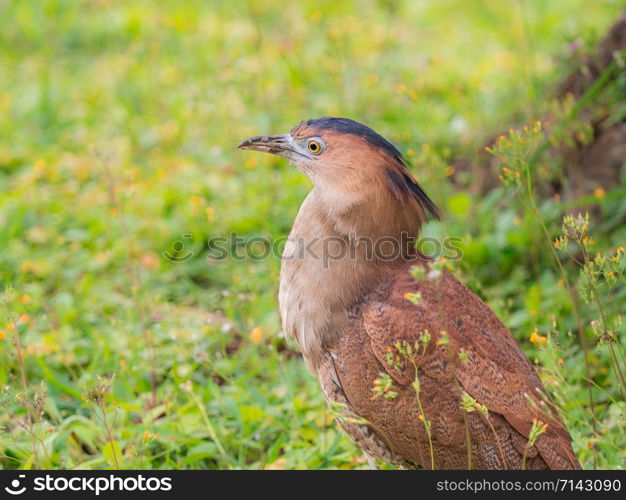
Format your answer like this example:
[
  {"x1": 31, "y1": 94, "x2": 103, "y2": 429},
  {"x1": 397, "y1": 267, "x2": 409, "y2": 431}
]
[{"x1": 238, "y1": 117, "x2": 440, "y2": 221}]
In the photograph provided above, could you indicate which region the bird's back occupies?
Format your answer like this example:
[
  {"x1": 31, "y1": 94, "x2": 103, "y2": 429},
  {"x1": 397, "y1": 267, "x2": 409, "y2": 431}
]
[{"x1": 320, "y1": 259, "x2": 581, "y2": 470}]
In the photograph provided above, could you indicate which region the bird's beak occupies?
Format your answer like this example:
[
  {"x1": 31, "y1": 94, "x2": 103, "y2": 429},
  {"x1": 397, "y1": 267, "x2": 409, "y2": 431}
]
[{"x1": 237, "y1": 134, "x2": 304, "y2": 161}]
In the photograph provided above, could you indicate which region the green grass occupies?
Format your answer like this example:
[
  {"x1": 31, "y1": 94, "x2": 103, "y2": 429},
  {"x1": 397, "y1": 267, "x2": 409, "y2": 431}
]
[{"x1": 0, "y1": 0, "x2": 625, "y2": 469}]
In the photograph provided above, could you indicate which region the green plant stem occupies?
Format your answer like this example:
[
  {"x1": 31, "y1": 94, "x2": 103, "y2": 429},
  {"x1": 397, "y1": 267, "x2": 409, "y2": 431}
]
[
  {"x1": 462, "y1": 410, "x2": 472, "y2": 470},
  {"x1": 410, "y1": 362, "x2": 435, "y2": 470},
  {"x1": 522, "y1": 166, "x2": 598, "y2": 439},
  {"x1": 479, "y1": 412, "x2": 508, "y2": 470},
  {"x1": 2, "y1": 305, "x2": 38, "y2": 468},
  {"x1": 99, "y1": 404, "x2": 120, "y2": 470},
  {"x1": 578, "y1": 244, "x2": 626, "y2": 397},
  {"x1": 188, "y1": 387, "x2": 227, "y2": 457}
]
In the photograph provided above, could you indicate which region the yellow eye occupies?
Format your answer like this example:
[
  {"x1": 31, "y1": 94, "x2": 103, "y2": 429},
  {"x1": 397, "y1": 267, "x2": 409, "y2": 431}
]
[{"x1": 307, "y1": 139, "x2": 322, "y2": 155}]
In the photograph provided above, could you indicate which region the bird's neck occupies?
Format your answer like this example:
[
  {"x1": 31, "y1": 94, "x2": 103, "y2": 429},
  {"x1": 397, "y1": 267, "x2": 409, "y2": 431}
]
[{"x1": 279, "y1": 187, "x2": 424, "y2": 371}]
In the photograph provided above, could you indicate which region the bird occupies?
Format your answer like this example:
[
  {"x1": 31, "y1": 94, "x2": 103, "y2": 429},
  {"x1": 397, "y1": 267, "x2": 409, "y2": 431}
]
[{"x1": 238, "y1": 117, "x2": 581, "y2": 470}]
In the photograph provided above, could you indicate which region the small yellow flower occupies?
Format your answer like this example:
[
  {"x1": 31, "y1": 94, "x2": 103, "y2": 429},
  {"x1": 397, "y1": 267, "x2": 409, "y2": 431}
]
[
  {"x1": 436, "y1": 331, "x2": 449, "y2": 346},
  {"x1": 529, "y1": 330, "x2": 547, "y2": 345},
  {"x1": 19, "y1": 314, "x2": 29, "y2": 324},
  {"x1": 0, "y1": 330, "x2": 5, "y2": 340},
  {"x1": 20, "y1": 295, "x2": 31, "y2": 304},
  {"x1": 250, "y1": 326, "x2": 263, "y2": 343},
  {"x1": 594, "y1": 187, "x2": 605, "y2": 198},
  {"x1": 531, "y1": 418, "x2": 549, "y2": 433},
  {"x1": 403, "y1": 292, "x2": 421, "y2": 305}
]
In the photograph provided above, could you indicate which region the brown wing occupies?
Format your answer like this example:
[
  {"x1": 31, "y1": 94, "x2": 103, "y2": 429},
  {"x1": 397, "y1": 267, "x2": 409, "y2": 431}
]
[{"x1": 330, "y1": 262, "x2": 581, "y2": 469}]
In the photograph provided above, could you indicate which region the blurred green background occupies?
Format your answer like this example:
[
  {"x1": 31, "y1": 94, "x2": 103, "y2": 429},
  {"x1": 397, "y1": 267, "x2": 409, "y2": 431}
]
[{"x1": 0, "y1": 0, "x2": 625, "y2": 469}]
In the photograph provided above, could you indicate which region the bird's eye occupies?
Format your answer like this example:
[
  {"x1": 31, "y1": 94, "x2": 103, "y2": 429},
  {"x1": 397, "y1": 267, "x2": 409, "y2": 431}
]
[{"x1": 307, "y1": 139, "x2": 323, "y2": 155}]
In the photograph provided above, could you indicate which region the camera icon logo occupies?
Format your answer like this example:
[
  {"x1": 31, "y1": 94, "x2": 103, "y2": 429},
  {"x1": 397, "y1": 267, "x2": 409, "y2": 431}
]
[{"x1": 5, "y1": 475, "x2": 26, "y2": 495}]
